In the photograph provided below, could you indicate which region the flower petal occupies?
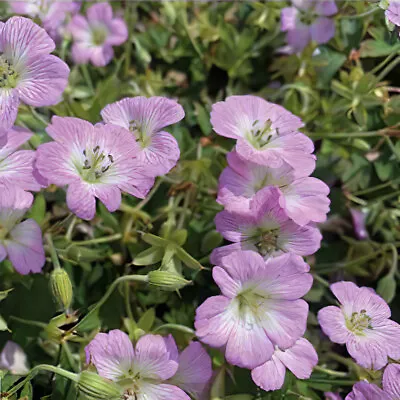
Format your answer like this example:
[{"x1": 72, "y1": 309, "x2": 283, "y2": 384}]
[
  {"x1": 0, "y1": 89, "x2": 20, "y2": 133},
  {"x1": 310, "y1": 17, "x2": 336, "y2": 45},
  {"x1": 137, "y1": 383, "x2": 190, "y2": 400},
  {"x1": 85, "y1": 330, "x2": 134, "y2": 381},
  {"x1": 345, "y1": 381, "x2": 390, "y2": 400},
  {"x1": 251, "y1": 356, "x2": 286, "y2": 392},
  {"x1": 318, "y1": 306, "x2": 350, "y2": 345},
  {"x1": 94, "y1": 185, "x2": 121, "y2": 213},
  {"x1": 66, "y1": 181, "x2": 96, "y2": 220},
  {"x1": 383, "y1": 363, "x2": 400, "y2": 398},
  {"x1": 0, "y1": 341, "x2": 29, "y2": 375},
  {"x1": 17, "y1": 55, "x2": 69, "y2": 107},
  {"x1": 5, "y1": 219, "x2": 45, "y2": 275}
]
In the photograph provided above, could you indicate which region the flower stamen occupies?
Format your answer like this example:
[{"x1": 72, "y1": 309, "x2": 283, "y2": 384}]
[{"x1": 0, "y1": 55, "x2": 18, "y2": 89}]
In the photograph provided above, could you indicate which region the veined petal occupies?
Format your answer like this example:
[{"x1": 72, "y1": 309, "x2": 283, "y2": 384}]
[
  {"x1": 17, "y1": 54, "x2": 70, "y2": 107},
  {"x1": 66, "y1": 181, "x2": 96, "y2": 221},
  {"x1": 0, "y1": 126, "x2": 32, "y2": 158},
  {"x1": 383, "y1": 363, "x2": 400, "y2": 398},
  {"x1": 94, "y1": 184, "x2": 121, "y2": 213},
  {"x1": 133, "y1": 334, "x2": 179, "y2": 380},
  {"x1": 5, "y1": 219, "x2": 45, "y2": 275},
  {"x1": 251, "y1": 356, "x2": 286, "y2": 391},
  {"x1": 310, "y1": 17, "x2": 336, "y2": 44},
  {"x1": 85, "y1": 330, "x2": 135, "y2": 381},
  {"x1": 318, "y1": 306, "x2": 350, "y2": 345},
  {"x1": 89, "y1": 45, "x2": 114, "y2": 67},
  {"x1": 0, "y1": 89, "x2": 20, "y2": 133},
  {"x1": 345, "y1": 381, "x2": 390, "y2": 400},
  {"x1": 136, "y1": 383, "x2": 190, "y2": 400}
]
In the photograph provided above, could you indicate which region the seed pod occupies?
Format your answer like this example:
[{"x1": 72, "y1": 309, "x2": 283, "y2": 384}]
[
  {"x1": 148, "y1": 270, "x2": 191, "y2": 291},
  {"x1": 77, "y1": 371, "x2": 122, "y2": 400},
  {"x1": 50, "y1": 269, "x2": 73, "y2": 311}
]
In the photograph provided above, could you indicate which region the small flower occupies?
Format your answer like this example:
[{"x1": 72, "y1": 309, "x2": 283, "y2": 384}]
[
  {"x1": 85, "y1": 330, "x2": 191, "y2": 399},
  {"x1": 211, "y1": 186, "x2": 322, "y2": 264},
  {"x1": 0, "y1": 196, "x2": 45, "y2": 274},
  {"x1": 195, "y1": 250, "x2": 313, "y2": 369},
  {"x1": 251, "y1": 338, "x2": 318, "y2": 391},
  {"x1": 345, "y1": 381, "x2": 390, "y2": 400},
  {"x1": 0, "y1": 126, "x2": 43, "y2": 208},
  {"x1": 281, "y1": 0, "x2": 338, "y2": 54},
  {"x1": 0, "y1": 341, "x2": 30, "y2": 375},
  {"x1": 0, "y1": 17, "x2": 70, "y2": 134},
  {"x1": 67, "y1": 3, "x2": 128, "y2": 67},
  {"x1": 101, "y1": 97, "x2": 184, "y2": 176},
  {"x1": 218, "y1": 150, "x2": 330, "y2": 226},
  {"x1": 169, "y1": 342, "x2": 213, "y2": 400},
  {"x1": 386, "y1": 1, "x2": 400, "y2": 27},
  {"x1": 9, "y1": 0, "x2": 81, "y2": 42},
  {"x1": 36, "y1": 116, "x2": 155, "y2": 221},
  {"x1": 210, "y1": 95, "x2": 315, "y2": 175},
  {"x1": 318, "y1": 281, "x2": 400, "y2": 370},
  {"x1": 350, "y1": 208, "x2": 369, "y2": 240}
]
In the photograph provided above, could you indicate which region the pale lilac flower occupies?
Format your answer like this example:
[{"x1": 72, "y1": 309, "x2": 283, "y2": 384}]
[
  {"x1": 251, "y1": 338, "x2": 318, "y2": 391},
  {"x1": 9, "y1": 0, "x2": 81, "y2": 42},
  {"x1": 382, "y1": 363, "x2": 400, "y2": 400},
  {"x1": 0, "y1": 341, "x2": 30, "y2": 375},
  {"x1": 386, "y1": 1, "x2": 400, "y2": 27},
  {"x1": 210, "y1": 96, "x2": 316, "y2": 176},
  {"x1": 211, "y1": 186, "x2": 322, "y2": 264},
  {"x1": 85, "y1": 330, "x2": 190, "y2": 399},
  {"x1": 0, "y1": 17, "x2": 70, "y2": 136},
  {"x1": 345, "y1": 381, "x2": 390, "y2": 400},
  {"x1": 281, "y1": 0, "x2": 338, "y2": 54},
  {"x1": 101, "y1": 97, "x2": 184, "y2": 176},
  {"x1": 218, "y1": 150, "x2": 330, "y2": 226},
  {"x1": 169, "y1": 342, "x2": 213, "y2": 400},
  {"x1": 0, "y1": 126, "x2": 43, "y2": 208},
  {"x1": 195, "y1": 250, "x2": 313, "y2": 369},
  {"x1": 318, "y1": 281, "x2": 400, "y2": 370},
  {"x1": 67, "y1": 3, "x2": 128, "y2": 67},
  {"x1": 0, "y1": 197, "x2": 45, "y2": 275},
  {"x1": 36, "y1": 117, "x2": 155, "y2": 221},
  {"x1": 350, "y1": 208, "x2": 369, "y2": 240}
]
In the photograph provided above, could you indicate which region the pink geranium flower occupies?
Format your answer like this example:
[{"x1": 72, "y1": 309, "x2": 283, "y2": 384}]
[
  {"x1": 36, "y1": 116, "x2": 155, "y2": 221},
  {"x1": 0, "y1": 17, "x2": 70, "y2": 137},
  {"x1": 9, "y1": 0, "x2": 81, "y2": 42},
  {"x1": 251, "y1": 338, "x2": 318, "y2": 391},
  {"x1": 386, "y1": 1, "x2": 400, "y2": 27},
  {"x1": 281, "y1": 0, "x2": 338, "y2": 54},
  {"x1": 0, "y1": 190, "x2": 45, "y2": 275},
  {"x1": 0, "y1": 126, "x2": 43, "y2": 208},
  {"x1": 210, "y1": 95, "x2": 315, "y2": 175},
  {"x1": 212, "y1": 186, "x2": 322, "y2": 263},
  {"x1": 101, "y1": 97, "x2": 185, "y2": 176},
  {"x1": 195, "y1": 250, "x2": 313, "y2": 369},
  {"x1": 218, "y1": 150, "x2": 330, "y2": 226},
  {"x1": 67, "y1": 3, "x2": 128, "y2": 67},
  {"x1": 85, "y1": 330, "x2": 212, "y2": 400},
  {"x1": 318, "y1": 281, "x2": 400, "y2": 370}
]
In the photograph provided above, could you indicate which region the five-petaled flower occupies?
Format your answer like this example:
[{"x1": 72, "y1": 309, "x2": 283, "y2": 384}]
[
  {"x1": 85, "y1": 330, "x2": 212, "y2": 400},
  {"x1": 36, "y1": 116, "x2": 155, "y2": 221},
  {"x1": 0, "y1": 17, "x2": 70, "y2": 138},
  {"x1": 281, "y1": 0, "x2": 338, "y2": 54},
  {"x1": 101, "y1": 96, "x2": 184, "y2": 176},
  {"x1": 195, "y1": 250, "x2": 313, "y2": 369},
  {"x1": 318, "y1": 281, "x2": 400, "y2": 370},
  {"x1": 210, "y1": 95, "x2": 315, "y2": 176},
  {"x1": 67, "y1": 2, "x2": 128, "y2": 67}
]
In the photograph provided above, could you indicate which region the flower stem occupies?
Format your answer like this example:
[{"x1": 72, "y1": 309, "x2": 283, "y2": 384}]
[
  {"x1": 80, "y1": 64, "x2": 94, "y2": 95},
  {"x1": 72, "y1": 233, "x2": 122, "y2": 246},
  {"x1": 314, "y1": 365, "x2": 348, "y2": 377},
  {"x1": 153, "y1": 323, "x2": 195, "y2": 335},
  {"x1": 45, "y1": 233, "x2": 61, "y2": 270},
  {"x1": 9, "y1": 316, "x2": 47, "y2": 329},
  {"x1": 340, "y1": 6, "x2": 380, "y2": 19},
  {"x1": 377, "y1": 55, "x2": 400, "y2": 82},
  {"x1": 6, "y1": 364, "x2": 78, "y2": 396}
]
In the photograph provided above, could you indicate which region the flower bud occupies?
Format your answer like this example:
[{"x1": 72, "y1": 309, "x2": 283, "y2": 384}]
[
  {"x1": 78, "y1": 371, "x2": 122, "y2": 400},
  {"x1": 148, "y1": 270, "x2": 191, "y2": 291},
  {"x1": 50, "y1": 268, "x2": 73, "y2": 311}
]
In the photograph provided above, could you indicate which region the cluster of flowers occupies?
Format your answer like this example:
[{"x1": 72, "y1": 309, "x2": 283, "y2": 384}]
[
  {"x1": 8, "y1": 1, "x2": 128, "y2": 67},
  {"x1": 0, "y1": 17, "x2": 184, "y2": 276},
  {"x1": 193, "y1": 95, "x2": 330, "y2": 391}
]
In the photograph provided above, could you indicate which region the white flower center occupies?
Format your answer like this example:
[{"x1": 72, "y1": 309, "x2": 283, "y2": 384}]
[
  {"x1": 246, "y1": 119, "x2": 278, "y2": 150},
  {"x1": 0, "y1": 55, "x2": 18, "y2": 89},
  {"x1": 80, "y1": 146, "x2": 114, "y2": 182},
  {"x1": 129, "y1": 120, "x2": 151, "y2": 148},
  {"x1": 345, "y1": 309, "x2": 372, "y2": 335},
  {"x1": 91, "y1": 25, "x2": 108, "y2": 46},
  {"x1": 254, "y1": 228, "x2": 280, "y2": 256}
]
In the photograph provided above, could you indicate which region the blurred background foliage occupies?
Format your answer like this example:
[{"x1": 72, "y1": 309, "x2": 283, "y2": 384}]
[{"x1": 1, "y1": 1, "x2": 400, "y2": 399}]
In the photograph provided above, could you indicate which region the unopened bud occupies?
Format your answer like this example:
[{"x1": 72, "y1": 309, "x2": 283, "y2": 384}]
[
  {"x1": 148, "y1": 270, "x2": 191, "y2": 291},
  {"x1": 78, "y1": 371, "x2": 122, "y2": 400},
  {"x1": 50, "y1": 268, "x2": 73, "y2": 311}
]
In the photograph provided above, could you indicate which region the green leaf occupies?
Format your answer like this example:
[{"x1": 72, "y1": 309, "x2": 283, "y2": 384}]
[
  {"x1": 26, "y1": 193, "x2": 46, "y2": 224},
  {"x1": 315, "y1": 47, "x2": 346, "y2": 88},
  {"x1": 194, "y1": 102, "x2": 212, "y2": 135},
  {"x1": 360, "y1": 40, "x2": 400, "y2": 58},
  {"x1": 0, "y1": 315, "x2": 9, "y2": 331},
  {"x1": 377, "y1": 274, "x2": 397, "y2": 303},
  {"x1": 137, "y1": 308, "x2": 155, "y2": 332},
  {"x1": 175, "y1": 246, "x2": 203, "y2": 270},
  {"x1": 201, "y1": 230, "x2": 223, "y2": 254},
  {"x1": 19, "y1": 382, "x2": 33, "y2": 400},
  {"x1": 133, "y1": 247, "x2": 164, "y2": 266},
  {"x1": 0, "y1": 288, "x2": 13, "y2": 302}
]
